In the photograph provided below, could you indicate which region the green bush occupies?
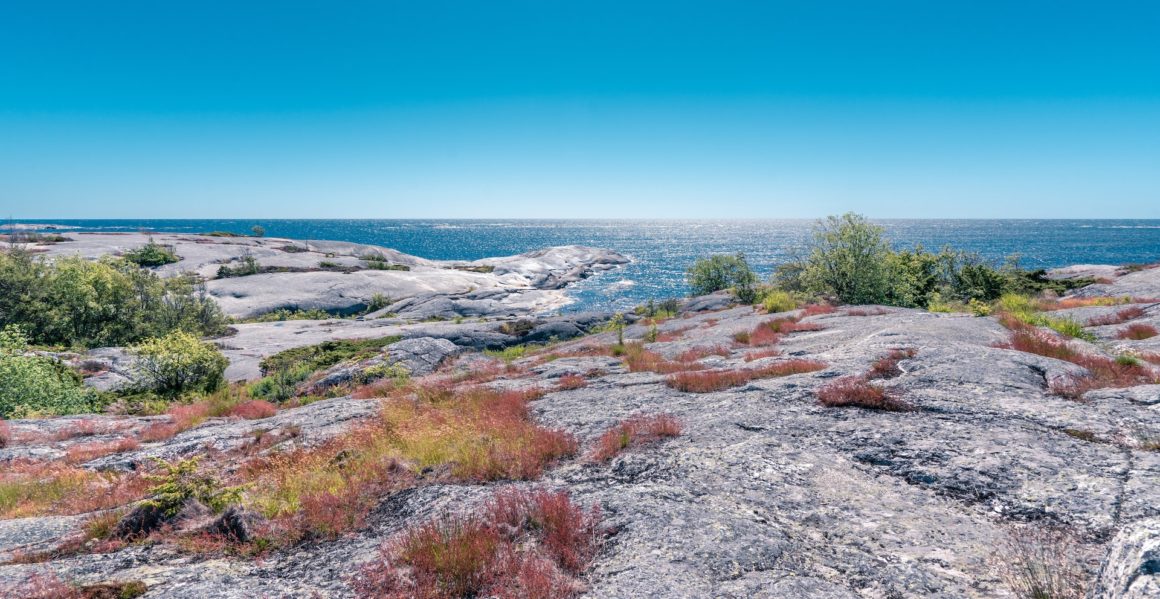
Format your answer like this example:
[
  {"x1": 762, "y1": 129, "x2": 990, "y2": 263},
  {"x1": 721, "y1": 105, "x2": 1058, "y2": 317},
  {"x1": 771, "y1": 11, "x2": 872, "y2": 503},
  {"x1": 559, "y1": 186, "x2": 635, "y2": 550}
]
[
  {"x1": 250, "y1": 225, "x2": 266, "y2": 238},
  {"x1": 131, "y1": 331, "x2": 228, "y2": 397},
  {"x1": 258, "y1": 336, "x2": 401, "y2": 377},
  {"x1": 0, "y1": 250, "x2": 227, "y2": 348},
  {"x1": 122, "y1": 238, "x2": 180, "y2": 267},
  {"x1": 774, "y1": 213, "x2": 1056, "y2": 310},
  {"x1": 144, "y1": 457, "x2": 242, "y2": 516},
  {"x1": 760, "y1": 289, "x2": 798, "y2": 313},
  {"x1": 687, "y1": 253, "x2": 759, "y2": 303},
  {"x1": 248, "y1": 363, "x2": 314, "y2": 402},
  {"x1": 0, "y1": 326, "x2": 100, "y2": 418},
  {"x1": 216, "y1": 254, "x2": 261, "y2": 278}
]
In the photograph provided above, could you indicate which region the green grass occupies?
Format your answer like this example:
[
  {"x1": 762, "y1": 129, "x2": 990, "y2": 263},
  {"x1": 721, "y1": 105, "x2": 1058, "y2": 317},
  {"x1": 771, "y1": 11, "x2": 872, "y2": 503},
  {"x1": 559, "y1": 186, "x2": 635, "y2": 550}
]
[
  {"x1": 259, "y1": 336, "x2": 402, "y2": 377},
  {"x1": 484, "y1": 344, "x2": 532, "y2": 362}
]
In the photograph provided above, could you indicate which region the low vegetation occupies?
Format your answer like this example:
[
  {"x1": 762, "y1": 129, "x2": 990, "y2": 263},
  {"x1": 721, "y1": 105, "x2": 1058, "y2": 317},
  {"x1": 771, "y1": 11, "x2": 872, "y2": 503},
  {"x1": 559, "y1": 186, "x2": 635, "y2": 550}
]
[
  {"x1": 354, "y1": 488, "x2": 601, "y2": 599},
  {"x1": 996, "y1": 527, "x2": 1088, "y2": 599},
  {"x1": 868, "y1": 348, "x2": 917, "y2": 380},
  {"x1": 816, "y1": 376, "x2": 913, "y2": 411},
  {"x1": 121, "y1": 238, "x2": 180, "y2": 267},
  {"x1": 995, "y1": 320, "x2": 1159, "y2": 399},
  {"x1": 666, "y1": 359, "x2": 826, "y2": 393},
  {"x1": 1117, "y1": 323, "x2": 1158, "y2": 340},
  {"x1": 591, "y1": 414, "x2": 681, "y2": 462}
]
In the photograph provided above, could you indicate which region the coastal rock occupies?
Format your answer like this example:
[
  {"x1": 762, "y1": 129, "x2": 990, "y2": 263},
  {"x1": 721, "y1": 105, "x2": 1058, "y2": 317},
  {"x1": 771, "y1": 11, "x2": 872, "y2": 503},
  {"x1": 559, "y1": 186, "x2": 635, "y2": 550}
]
[
  {"x1": 37, "y1": 234, "x2": 629, "y2": 319},
  {"x1": 1093, "y1": 518, "x2": 1160, "y2": 599}
]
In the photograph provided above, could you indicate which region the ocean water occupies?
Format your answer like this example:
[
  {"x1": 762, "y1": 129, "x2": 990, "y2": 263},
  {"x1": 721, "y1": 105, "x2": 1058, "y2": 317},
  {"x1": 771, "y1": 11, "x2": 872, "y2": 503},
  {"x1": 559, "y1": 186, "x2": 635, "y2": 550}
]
[{"x1": 11, "y1": 219, "x2": 1160, "y2": 313}]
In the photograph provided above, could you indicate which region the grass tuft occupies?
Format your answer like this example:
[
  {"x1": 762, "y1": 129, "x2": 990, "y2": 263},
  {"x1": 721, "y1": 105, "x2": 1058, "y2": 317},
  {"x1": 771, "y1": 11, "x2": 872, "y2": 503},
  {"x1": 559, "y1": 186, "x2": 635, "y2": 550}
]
[
  {"x1": 590, "y1": 414, "x2": 681, "y2": 462},
  {"x1": 817, "y1": 376, "x2": 912, "y2": 411}
]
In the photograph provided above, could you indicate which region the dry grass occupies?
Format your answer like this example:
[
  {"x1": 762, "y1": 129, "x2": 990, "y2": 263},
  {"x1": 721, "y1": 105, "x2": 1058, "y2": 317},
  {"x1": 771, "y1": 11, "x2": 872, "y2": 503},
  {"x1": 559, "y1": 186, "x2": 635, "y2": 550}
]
[
  {"x1": 64, "y1": 437, "x2": 140, "y2": 465},
  {"x1": 243, "y1": 383, "x2": 576, "y2": 542},
  {"x1": 227, "y1": 400, "x2": 278, "y2": 420},
  {"x1": 590, "y1": 414, "x2": 682, "y2": 462},
  {"x1": 675, "y1": 345, "x2": 732, "y2": 362},
  {"x1": 748, "y1": 324, "x2": 782, "y2": 347},
  {"x1": 666, "y1": 359, "x2": 825, "y2": 393},
  {"x1": 556, "y1": 374, "x2": 588, "y2": 390},
  {"x1": 816, "y1": 376, "x2": 912, "y2": 411},
  {"x1": 867, "y1": 348, "x2": 918, "y2": 380},
  {"x1": 621, "y1": 343, "x2": 704, "y2": 374},
  {"x1": 996, "y1": 527, "x2": 1088, "y2": 599},
  {"x1": 845, "y1": 307, "x2": 890, "y2": 316},
  {"x1": 1085, "y1": 306, "x2": 1146, "y2": 326},
  {"x1": 0, "y1": 461, "x2": 150, "y2": 519},
  {"x1": 354, "y1": 488, "x2": 600, "y2": 599},
  {"x1": 1117, "y1": 323, "x2": 1158, "y2": 340},
  {"x1": 996, "y1": 327, "x2": 1159, "y2": 399},
  {"x1": 138, "y1": 402, "x2": 213, "y2": 443},
  {"x1": 744, "y1": 348, "x2": 782, "y2": 362},
  {"x1": 800, "y1": 303, "x2": 837, "y2": 316}
]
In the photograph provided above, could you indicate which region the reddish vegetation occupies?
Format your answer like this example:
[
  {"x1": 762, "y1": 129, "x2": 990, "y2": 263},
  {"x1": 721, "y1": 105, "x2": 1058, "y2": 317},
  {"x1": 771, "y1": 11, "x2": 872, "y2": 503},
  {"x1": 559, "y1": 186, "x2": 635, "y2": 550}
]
[
  {"x1": 656, "y1": 326, "x2": 693, "y2": 342},
  {"x1": 747, "y1": 325, "x2": 782, "y2": 347},
  {"x1": 1117, "y1": 323, "x2": 1159, "y2": 340},
  {"x1": 622, "y1": 344, "x2": 703, "y2": 374},
  {"x1": 744, "y1": 348, "x2": 782, "y2": 362},
  {"x1": 0, "y1": 419, "x2": 9, "y2": 449},
  {"x1": 556, "y1": 374, "x2": 588, "y2": 390},
  {"x1": 4, "y1": 573, "x2": 145, "y2": 599},
  {"x1": 800, "y1": 303, "x2": 837, "y2": 316},
  {"x1": 51, "y1": 420, "x2": 125, "y2": 442},
  {"x1": 996, "y1": 327, "x2": 1159, "y2": 399},
  {"x1": 354, "y1": 488, "x2": 601, "y2": 599},
  {"x1": 65, "y1": 438, "x2": 140, "y2": 465},
  {"x1": 227, "y1": 400, "x2": 278, "y2": 420},
  {"x1": 0, "y1": 460, "x2": 150, "y2": 519},
  {"x1": 1086, "y1": 306, "x2": 1146, "y2": 326},
  {"x1": 139, "y1": 402, "x2": 213, "y2": 443},
  {"x1": 675, "y1": 345, "x2": 731, "y2": 362},
  {"x1": 665, "y1": 359, "x2": 826, "y2": 393},
  {"x1": 817, "y1": 376, "x2": 912, "y2": 411},
  {"x1": 590, "y1": 414, "x2": 682, "y2": 462},
  {"x1": 867, "y1": 348, "x2": 918, "y2": 380},
  {"x1": 845, "y1": 307, "x2": 890, "y2": 316}
]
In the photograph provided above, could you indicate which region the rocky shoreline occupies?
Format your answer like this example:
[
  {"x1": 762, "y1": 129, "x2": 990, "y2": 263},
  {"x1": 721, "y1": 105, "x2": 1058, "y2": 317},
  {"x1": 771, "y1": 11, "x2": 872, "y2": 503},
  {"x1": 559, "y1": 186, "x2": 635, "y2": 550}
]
[{"x1": 2, "y1": 235, "x2": 1160, "y2": 598}]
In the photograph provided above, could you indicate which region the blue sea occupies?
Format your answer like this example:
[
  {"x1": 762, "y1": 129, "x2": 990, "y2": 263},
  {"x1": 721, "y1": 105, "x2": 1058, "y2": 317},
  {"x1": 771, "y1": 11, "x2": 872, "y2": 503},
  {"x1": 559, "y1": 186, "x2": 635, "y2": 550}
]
[{"x1": 11, "y1": 219, "x2": 1160, "y2": 313}]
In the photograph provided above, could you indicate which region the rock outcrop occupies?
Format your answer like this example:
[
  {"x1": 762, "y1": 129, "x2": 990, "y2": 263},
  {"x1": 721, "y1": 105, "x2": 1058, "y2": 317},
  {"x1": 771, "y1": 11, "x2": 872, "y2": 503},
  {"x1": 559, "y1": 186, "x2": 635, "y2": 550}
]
[{"x1": 4, "y1": 299, "x2": 1160, "y2": 597}]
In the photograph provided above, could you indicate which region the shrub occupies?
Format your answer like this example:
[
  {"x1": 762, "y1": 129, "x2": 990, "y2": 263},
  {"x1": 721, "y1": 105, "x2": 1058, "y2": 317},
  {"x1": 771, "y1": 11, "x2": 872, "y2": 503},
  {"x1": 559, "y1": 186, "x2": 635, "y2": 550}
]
[
  {"x1": 217, "y1": 254, "x2": 261, "y2": 278},
  {"x1": 122, "y1": 238, "x2": 179, "y2": 267},
  {"x1": 686, "y1": 253, "x2": 759, "y2": 304},
  {"x1": 0, "y1": 419, "x2": 9, "y2": 448},
  {"x1": 250, "y1": 225, "x2": 266, "y2": 238},
  {"x1": 761, "y1": 290, "x2": 798, "y2": 313},
  {"x1": 354, "y1": 488, "x2": 600, "y2": 599},
  {"x1": 590, "y1": 414, "x2": 681, "y2": 462},
  {"x1": 130, "y1": 331, "x2": 228, "y2": 397},
  {"x1": 144, "y1": 457, "x2": 242, "y2": 517},
  {"x1": 0, "y1": 251, "x2": 226, "y2": 347},
  {"x1": 248, "y1": 364, "x2": 314, "y2": 402},
  {"x1": 259, "y1": 336, "x2": 400, "y2": 377},
  {"x1": 0, "y1": 326, "x2": 100, "y2": 418},
  {"x1": 817, "y1": 376, "x2": 912, "y2": 411},
  {"x1": 1117, "y1": 323, "x2": 1158, "y2": 340}
]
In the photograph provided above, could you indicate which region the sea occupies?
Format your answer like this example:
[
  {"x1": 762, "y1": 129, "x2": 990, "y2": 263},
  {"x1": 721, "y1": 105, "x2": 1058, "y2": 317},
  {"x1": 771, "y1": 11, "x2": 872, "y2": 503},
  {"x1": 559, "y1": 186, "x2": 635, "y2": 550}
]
[{"x1": 10, "y1": 219, "x2": 1160, "y2": 313}]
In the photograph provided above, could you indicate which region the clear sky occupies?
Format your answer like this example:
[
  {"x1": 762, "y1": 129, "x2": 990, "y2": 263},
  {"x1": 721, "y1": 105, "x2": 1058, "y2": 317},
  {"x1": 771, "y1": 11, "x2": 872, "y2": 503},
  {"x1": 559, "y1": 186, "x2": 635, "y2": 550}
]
[{"x1": 1, "y1": 1, "x2": 1158, "y2": 219}]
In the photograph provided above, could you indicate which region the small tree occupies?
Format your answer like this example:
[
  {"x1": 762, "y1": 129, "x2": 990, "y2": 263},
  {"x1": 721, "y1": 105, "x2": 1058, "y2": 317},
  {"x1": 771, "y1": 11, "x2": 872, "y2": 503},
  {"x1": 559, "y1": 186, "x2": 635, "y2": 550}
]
[
  {"x1": 798, "y1": 213, "x2": 893, "y2": 305},
  {"x1": 131, "y1": 331, "x2": 228, "y2": 397},
  {"x1": 686, "y1": 253, "x2": 759, "y2": 303},
  {"x1": 250, "y1": 225, "x2": 266, "y2": 238}
]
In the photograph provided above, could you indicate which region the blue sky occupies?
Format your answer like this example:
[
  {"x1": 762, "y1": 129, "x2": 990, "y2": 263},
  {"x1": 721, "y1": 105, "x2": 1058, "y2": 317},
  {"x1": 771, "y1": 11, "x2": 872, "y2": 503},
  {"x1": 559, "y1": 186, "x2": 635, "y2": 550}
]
[{"x1": 1, "y1": 1, "x2": 1158, "y2": 218}]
